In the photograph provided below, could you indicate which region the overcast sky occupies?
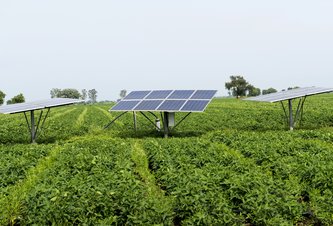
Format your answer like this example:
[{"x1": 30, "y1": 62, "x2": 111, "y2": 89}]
[{"x1": 1, "y1": 0, "x2": 333, "y2": 101}]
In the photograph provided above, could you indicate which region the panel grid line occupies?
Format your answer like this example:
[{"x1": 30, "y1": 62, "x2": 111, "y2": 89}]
[
  {"x1": 179, "y1": 89, "x2": 197, "y2": 111},
  {"x1": 110, "y1": 90, "x2": 217, "y2": 112}
]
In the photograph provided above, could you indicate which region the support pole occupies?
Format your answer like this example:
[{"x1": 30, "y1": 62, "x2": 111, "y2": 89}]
[
  {"x1": 163, "y1": 112, "x2": 169, "y2": 138},
  {"x1": 104, "y1": 111, "x2": 128, "y2": 129},
  {"x1": 139, "y1": 112, "x2": 161, "y2": 130},
  {"x1": 40, "y1": 108, "x2": 51, "y2": 134},
  {"x1": 299, "y1": 97, "x2": 307, "y2": 127},
  {"x1": 24, "y1": 112, "x2": 31, "y2": 132},
  {"x1": 133, "y1": 111, "x2": 137, "y2": 132},
  {"x1": 170, "y1": 112, "x2": 192, "y2": 132},
  {"x1": 294, "y1": 97, "x2": 303, "y2": 127},
  {"x1": 288, "y1": 99, "x2": 293, "y2": 130},
  {"x1": 280, "y1": 101, "x2": 289, "y2": 126},
  {"x1": 30, "y1": 110, "x2": 36, "y2": 143},
  {"x1": 34, "y1": 110, "x2": 44, "y2": 139},
  {"x1": 160, "y1": 112, "x2": 164, "y2": 127}
]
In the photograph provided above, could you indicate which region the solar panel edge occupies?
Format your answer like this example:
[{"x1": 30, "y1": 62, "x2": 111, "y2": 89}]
[
  {"x1": 0, "y1": 98, "x2": 83, "y2": 114},
  {"x1": 244, "y1": 87, "x2": 333, "y2": 103}
]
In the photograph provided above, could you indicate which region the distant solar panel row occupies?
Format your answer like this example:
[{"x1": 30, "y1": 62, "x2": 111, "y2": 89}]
[
  {"x1": 111, "y1": 90, "x2": 217, "y2": 112},
  {"x1": 246, "y1": 87, "x2": 333, "y2": 103},
  {"x1": 0, "y1": 98, "x2": 83, "y2": 114}
]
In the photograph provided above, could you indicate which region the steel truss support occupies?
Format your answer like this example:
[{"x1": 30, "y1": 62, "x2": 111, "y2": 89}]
[
  {"x1": 163, "y1": 112, "x2": 169, "y2": 138},
  {"x1": 133, "y1": 111, "x2": 137, "y2": 132},
  {"x1": 105, "y1": 110, "x2": 193, "y2": 138},
  {"x1": 104, "y1": 111, "x2": 128, "y2": 129},
  {"x1": 170, "y1": 112, "x2": 192, "y2": 132},
  {"x1": 139, "y1": 112, "x2": 161, "y2": 131},
  {"x1": 23, "y1": 108, "x2": 51, "y2": 143},
  {"x1": 280, "y1": 97, "x2": 307, "y2": 130}
]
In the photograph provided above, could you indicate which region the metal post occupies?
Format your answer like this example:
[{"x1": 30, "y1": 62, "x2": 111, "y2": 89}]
[
  {"x1": 24, "y1": 112, "x2": 31, "y2": 132},
  {"x1": 34, "y1": 110, "x2": 44, "y2": 139},
  {"x1": 30, "y1": 110, "x2": 36, "y2": 143},
  {"x1": 39, "y1": 108, "x2": 51, "y2": 135},
  {"x1": 170, "y1": 112, "x2": 192, "y2": 132},
  {"x1": 288, "y1": 99, "x2": 293, "y2": 130},
  {"x1": 163, "y1": 112, "x2": 169, "y2": 138},
  {"x1": 139, "y1": 112, "x2": 161, "y2": 130},
  {"x1": 104, "y1": 111, "x2": 128, "y2": 129},
  {"x1": 280, "y1": 101, "x2": 289, "y2": 126},
  {"x1": 299, "y1": 97, "x2": 306, "y2": 127},
  {"x1": 133, "y1": 111, "x2": 137, "y2": 132}
]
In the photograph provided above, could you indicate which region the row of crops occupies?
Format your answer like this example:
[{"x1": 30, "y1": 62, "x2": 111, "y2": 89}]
[{"x1": 0, "y1": 94, "x2": 333, "y2": 224}]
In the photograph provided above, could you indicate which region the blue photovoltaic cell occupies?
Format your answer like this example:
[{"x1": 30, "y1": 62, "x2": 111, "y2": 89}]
[
  {"x1": 134, "y1": 100, "x2": 163, "y2": 111},
  {"x1": 145, "y1": 90, "x2": 173, "y2": 99},
  {"x1": 111, "y1": 101, "x2": 140, "y2": 111},
  {"x1": 168, "y1": 90, "x2": 195, "y2": 99},
  {"x1": 108, "y1": 90, "x2": 217, "y2": 112},
  {"x1": 158, "y1": 100, "x2": 186, "y2": 111},
  {"x1": 181, "y1": 100, "x2": 210, "y2": 112},
  {"x1": 191, "y1": 90, "x2": 217, "y2": 99},
  {"x1": 124, "y1": 91, "x2": 151, "y2": 100}
]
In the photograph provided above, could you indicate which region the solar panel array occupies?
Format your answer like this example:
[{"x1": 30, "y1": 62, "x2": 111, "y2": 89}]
[
  {"x1": 111, "y1": 90, "x2": 217, "y2": 112},
  {"x1": 245, "y1": 87, "x2": 333, "y2": 103},
  {"x1": 0, "y1": 98, "x2": 83, "y2": 114}
]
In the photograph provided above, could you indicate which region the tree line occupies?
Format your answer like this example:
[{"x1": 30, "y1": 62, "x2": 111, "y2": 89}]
[
  {"x1": 50, "y1": 88, "x2": 98, "y2": 103},
  {"x1": 225, "y1": 75, "x2": 299, "y2": 98},
  {"x1": 0, "y1": 91, "x2": 25, "y2": 105},
  {"x1": 0, "y1": 88, "x2": 99, "y2": 106}
]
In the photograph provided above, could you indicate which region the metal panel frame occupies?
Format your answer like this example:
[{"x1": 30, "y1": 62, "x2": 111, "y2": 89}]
[
  {"x1": 245, "y1": 87, "x2": 333, "y2": 103},
  {"x1": 110, "y1": 90, "x2": 217, "y2": 112},
  {"x1": 244, "y1": 87, "x2": 333, "y2": 130},
  {"x1": 0, "y1": 98, "x2": 83, "y2": 143}
]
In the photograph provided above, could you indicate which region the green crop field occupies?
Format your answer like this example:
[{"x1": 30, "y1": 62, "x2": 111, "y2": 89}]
[{"x1": 1, "y1": 95, "x2": 333, "y2": 225}]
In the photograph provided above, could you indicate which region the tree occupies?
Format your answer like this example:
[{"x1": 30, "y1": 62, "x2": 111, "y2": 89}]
[
  {"x1": 50, "y1": 88, "x2": 61, "y2": 98},
  {"x1": 262, "y1": 88, "x2": 277, "y2": 95},
  {"x1": 88, "y1": 89, "x2": 98, "y2": 103},
  {"x1": 287, "y1": 86, "x2": 300, "y2": 90},
  {"x1": 0, "y1": 90, "x2": 5, "y2": 105},
  {"x1": 59, "y1": 89, "x2": 81, "y2": 99},
  {"x1": 247, "y1": 85, "x2": 261, "y2": 97},
  {"x1": 120, "y1": 89, "x2": 127, "y2": 99},
  {"x1": 225, "y1": 75, "x2": 249, "y2": 97},
  {"x1": 50, "y1": 88, "x2": 81, "y2": 99},
  {"x1": 7, "y1": 93, "x2": 25, "y2": 104},
  {"x1": 81, "y1": 89, "x2": 87, "y2": 100}
]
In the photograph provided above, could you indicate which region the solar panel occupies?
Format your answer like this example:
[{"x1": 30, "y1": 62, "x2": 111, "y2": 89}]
[
  {"x1": 157, "y1": 100, "x2": 186, "y2": 111},
  {"x1": 181, "y1": 100, "x2": 210, "y2": 112},
  {"x1": 191, "y1": 90, "x2": 217, "y2": 99},
  {"x1": 124, "y1": 91, "x2": 151, "y2": 100},
  {"x1": 111, "y1": 101, "x2": 140, "y2": 111},
  {"x1": 245, "y1": 87, "x2": 333, "y2": 103},
  {"x1": 134, "y1": 100, "x2": 163, "y2": 111},
  {"x1": 168, "y1": 90, "x2": 195, "y2": 99},
  {"x1": 0, "y1": 103, "x2": 45, "y2": 114},
  {"x1": 0, "y1": 98, "x2": 82, "y2": 114},
  {"x1": 44, "y1": 98, "x2": 83, "y2": 107},
  {"x1": 110, "y1": 90, "x2": 217, "y2": 112},
  {"x1": 145, "y1": 90, "x2": 173, "y2": 99}
]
